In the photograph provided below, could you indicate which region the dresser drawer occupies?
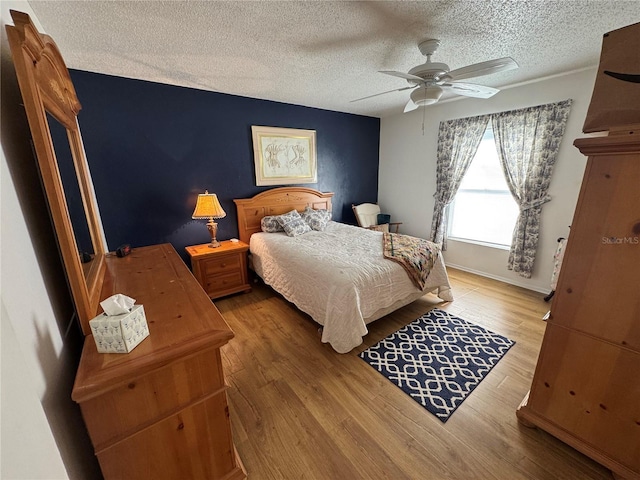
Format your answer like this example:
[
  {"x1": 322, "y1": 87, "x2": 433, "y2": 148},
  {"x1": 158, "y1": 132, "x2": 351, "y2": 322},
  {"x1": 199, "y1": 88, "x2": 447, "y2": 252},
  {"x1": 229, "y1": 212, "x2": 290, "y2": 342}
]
[
  {"x1": 79, "y1": 347, "x2": 226, "y2": 450},
  {"x1": 96, "y1": 392, "x2": 240, "y2": 480}
]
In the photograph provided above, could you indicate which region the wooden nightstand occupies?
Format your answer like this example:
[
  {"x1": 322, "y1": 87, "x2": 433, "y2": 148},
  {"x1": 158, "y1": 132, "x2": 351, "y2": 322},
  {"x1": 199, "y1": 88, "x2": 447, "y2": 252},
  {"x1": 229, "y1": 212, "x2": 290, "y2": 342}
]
[{"x1": 186, "y1": 240, "x2": 251, "y2": 300}]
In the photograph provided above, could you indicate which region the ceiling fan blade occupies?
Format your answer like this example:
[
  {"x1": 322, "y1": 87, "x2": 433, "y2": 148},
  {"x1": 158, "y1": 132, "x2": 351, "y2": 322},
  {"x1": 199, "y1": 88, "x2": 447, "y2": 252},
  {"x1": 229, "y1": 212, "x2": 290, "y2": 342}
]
[
  {"x1": 380, "y1": 70, "x2": 424, "y2": 83},
  {"x1": 447, "y1": 57, "x2": 518, "y2": 81},
  {"x1": 404, "y1": 99, "x2": 419, "y2": 113},
  {"x1": 442, "y1": 82, "x2": 500, "y2": 99},
  {"x1": 350, "y1": 85, "x2": 416, "y2": 103}
]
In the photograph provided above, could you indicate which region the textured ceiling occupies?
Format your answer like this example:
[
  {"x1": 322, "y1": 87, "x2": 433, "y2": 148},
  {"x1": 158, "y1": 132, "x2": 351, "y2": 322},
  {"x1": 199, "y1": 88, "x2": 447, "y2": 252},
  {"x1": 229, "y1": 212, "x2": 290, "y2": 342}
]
[{"x1": 26, "y1": 0, "x2": 640, "y2": 118}]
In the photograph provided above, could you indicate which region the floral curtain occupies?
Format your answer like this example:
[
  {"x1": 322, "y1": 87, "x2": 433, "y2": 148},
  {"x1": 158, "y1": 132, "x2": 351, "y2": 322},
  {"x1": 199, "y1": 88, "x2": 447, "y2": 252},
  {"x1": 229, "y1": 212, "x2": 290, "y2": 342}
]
[
  {"x1": 429, "y1": 115, "x2": 490, "y2": 248},
  {"x1": 491, "y1": 99, "x2": 572, "y2": 278}
]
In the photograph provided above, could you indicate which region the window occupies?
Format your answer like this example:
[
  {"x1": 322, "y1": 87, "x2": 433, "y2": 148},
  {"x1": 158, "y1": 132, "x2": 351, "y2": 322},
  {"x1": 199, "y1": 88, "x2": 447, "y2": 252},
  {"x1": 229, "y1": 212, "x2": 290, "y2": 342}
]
[{"x1": 448, "y1": 126, "x2": 519, "y2": 247}]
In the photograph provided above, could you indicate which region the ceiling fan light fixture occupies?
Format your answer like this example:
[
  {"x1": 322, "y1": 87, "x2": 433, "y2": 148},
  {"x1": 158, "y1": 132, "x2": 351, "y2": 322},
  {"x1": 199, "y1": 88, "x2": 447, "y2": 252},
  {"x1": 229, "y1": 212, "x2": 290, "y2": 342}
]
[{"x1": 410, "y1": 85, "x2": 443, "y2": 106}]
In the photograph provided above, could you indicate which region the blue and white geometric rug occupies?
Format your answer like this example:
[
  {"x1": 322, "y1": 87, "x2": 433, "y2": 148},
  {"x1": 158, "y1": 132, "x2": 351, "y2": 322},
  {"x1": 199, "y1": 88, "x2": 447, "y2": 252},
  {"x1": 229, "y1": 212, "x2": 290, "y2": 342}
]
[{"x1": 359, "y1": 308, "x2": 515, "y2": 422}]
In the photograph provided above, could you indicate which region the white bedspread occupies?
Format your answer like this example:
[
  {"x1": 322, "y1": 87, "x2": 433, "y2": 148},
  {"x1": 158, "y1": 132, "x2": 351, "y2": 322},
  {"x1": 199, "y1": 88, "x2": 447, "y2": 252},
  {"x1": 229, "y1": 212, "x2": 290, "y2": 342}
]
[{"x1": 250, "y1": 221, "x2": 453, "y2": 353}]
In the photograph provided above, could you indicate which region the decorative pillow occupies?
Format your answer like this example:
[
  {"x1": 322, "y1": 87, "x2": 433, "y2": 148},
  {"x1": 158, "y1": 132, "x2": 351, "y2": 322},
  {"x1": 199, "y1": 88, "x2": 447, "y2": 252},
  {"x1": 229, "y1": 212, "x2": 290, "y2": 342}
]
[
  {"x1": 275, "y1": 209, "x2": 311, "y2": 237},
  {"x1": 301, "y1": 206, "x2": 331, "y2": 231},
  {"x1": 261, "y1": 215, "x2": 284, "y2": 233},
  {"x1": 377, "y1": 213, "x2": 391, "y2": 225}
]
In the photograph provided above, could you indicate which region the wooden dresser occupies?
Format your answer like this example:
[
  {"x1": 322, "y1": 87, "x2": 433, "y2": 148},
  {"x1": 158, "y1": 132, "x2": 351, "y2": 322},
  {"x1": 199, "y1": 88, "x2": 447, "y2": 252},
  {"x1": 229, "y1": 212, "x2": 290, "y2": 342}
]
[
  {"x1": 72, "y1": 244, "x2": 246, "y2": 480},
  {"x1": 517, "y1": 130, "x2": 640, "y2": 480}
]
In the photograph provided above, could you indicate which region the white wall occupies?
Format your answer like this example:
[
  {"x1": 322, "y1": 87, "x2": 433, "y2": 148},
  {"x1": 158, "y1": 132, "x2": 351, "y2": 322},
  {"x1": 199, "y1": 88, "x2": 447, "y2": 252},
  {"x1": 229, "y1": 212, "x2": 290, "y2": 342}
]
[
  {"x1": 1, "y1": 2, "x2": 101, "y2": 478},
  {"x1": 1, "y1": 303, "x2": 68, "y2": 479},
  {"x1": 379, "y1": 68, "x2": 598, "y2": 293}
]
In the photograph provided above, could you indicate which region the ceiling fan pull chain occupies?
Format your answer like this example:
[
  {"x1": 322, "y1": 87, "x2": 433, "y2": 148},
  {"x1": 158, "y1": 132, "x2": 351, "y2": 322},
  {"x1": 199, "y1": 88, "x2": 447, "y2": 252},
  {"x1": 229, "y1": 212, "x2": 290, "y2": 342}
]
[{"x1": 422, "y1": 91, "x2": 427, "y2": 135}]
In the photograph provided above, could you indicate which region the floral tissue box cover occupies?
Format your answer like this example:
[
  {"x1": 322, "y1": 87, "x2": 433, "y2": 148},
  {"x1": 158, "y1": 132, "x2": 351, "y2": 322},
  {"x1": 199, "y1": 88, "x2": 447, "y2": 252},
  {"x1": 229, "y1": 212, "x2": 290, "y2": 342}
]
[{"x1": 89, "y1": 305, "x2": 149, "y2": 353}]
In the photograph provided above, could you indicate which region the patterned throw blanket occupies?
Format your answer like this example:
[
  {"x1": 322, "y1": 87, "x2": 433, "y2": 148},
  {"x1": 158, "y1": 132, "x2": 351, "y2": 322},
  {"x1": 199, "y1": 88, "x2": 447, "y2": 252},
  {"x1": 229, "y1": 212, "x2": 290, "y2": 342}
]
[{"x1": 383, "y1": 233, "x2": 441, "y2": 290}]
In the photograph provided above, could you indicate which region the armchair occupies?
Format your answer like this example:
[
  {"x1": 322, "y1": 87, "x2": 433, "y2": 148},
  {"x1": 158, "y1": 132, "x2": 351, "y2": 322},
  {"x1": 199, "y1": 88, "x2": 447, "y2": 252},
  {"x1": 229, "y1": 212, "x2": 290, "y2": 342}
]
[{"x1": 352, "y1": 203, "x2": 402, "y2": 233}]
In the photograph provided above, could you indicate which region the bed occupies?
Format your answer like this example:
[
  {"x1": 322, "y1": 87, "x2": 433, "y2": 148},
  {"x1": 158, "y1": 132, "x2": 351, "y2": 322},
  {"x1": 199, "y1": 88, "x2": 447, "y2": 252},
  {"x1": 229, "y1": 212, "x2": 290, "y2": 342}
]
[{"x1": 233, "y1": 187, "x2": 453, "y2": 353}]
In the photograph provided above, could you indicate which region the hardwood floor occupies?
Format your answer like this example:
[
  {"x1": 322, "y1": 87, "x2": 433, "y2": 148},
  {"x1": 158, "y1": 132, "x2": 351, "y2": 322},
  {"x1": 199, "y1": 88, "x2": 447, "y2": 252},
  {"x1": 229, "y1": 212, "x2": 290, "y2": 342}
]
[{"x1": 216, "y1": 268, "x2": 612, "y2": 480}]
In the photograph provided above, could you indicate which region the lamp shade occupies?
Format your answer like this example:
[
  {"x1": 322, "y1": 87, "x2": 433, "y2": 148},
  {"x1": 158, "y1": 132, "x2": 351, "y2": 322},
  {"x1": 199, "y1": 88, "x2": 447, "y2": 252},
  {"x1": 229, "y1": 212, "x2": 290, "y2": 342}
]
[{"x1": 192, "y1": 191, "x2": 226, "y2": 219}]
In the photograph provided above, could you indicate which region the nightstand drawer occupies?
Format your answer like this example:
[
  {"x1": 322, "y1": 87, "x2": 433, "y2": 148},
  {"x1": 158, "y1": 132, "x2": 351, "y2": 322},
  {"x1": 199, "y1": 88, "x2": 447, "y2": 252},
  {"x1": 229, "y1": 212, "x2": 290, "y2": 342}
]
[
  {"x1": 204, "y1": 271, "x2": 244, "y2": 296},
  {"x1": 201, "y1": 254, "x2": 241, "y2": 276}
]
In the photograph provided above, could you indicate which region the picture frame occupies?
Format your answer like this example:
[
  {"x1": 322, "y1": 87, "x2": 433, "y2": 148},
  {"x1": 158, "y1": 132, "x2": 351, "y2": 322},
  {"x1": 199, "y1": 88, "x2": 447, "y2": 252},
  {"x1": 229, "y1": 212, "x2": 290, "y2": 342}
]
[{"x1": 251, "y1": 125, "x2": 317, "y2": 186}]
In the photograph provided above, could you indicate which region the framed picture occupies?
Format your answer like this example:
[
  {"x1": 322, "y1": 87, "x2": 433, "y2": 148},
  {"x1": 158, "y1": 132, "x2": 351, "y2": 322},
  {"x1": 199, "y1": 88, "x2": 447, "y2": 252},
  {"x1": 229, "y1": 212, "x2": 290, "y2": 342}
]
[{"x1": 251, "y1": 125, "x2": 317, "y2": 186}]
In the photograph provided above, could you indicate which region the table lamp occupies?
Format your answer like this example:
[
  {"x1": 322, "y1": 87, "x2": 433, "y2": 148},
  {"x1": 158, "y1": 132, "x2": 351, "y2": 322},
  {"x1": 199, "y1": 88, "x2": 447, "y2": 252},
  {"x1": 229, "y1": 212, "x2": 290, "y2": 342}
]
[{"x1": 192, "y1": 190, "x2": 226, "y2": 248}]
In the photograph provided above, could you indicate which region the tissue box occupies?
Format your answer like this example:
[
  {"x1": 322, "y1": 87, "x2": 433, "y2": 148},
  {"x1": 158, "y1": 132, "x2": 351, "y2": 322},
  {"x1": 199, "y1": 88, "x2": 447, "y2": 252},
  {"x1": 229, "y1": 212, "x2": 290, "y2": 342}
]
[{"x1": 89, "y1": 305, "x2": 149, "y2": 353}]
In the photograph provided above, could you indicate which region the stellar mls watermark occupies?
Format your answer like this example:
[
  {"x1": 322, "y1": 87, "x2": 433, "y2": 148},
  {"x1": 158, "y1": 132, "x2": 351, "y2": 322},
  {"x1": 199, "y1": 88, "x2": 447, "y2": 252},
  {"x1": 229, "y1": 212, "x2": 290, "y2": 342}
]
[{"x1": 601, "y1": 236, "x2": 639, "y2": 245}]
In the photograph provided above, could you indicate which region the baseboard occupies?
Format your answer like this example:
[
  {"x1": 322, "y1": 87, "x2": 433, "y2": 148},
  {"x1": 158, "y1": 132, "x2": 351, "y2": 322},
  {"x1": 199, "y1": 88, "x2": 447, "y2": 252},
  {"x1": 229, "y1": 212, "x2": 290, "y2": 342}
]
[{"x1": 444, "y1": 262, "x2": 549, "y2": 294}]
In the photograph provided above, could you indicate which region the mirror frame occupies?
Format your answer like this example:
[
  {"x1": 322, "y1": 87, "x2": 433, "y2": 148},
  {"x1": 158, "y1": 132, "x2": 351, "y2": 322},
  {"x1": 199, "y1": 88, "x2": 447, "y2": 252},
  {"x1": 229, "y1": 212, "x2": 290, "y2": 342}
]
[{"x1": 7, "y1": 10, "x2": 106, "y2": 335}]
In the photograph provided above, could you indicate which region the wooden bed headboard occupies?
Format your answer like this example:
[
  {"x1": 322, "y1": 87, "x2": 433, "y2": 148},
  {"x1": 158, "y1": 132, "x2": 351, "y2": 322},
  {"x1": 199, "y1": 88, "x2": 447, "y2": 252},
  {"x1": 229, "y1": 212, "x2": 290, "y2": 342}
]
[{"x1": 233, "y1": 187, "x2": 334, "y2": 244}]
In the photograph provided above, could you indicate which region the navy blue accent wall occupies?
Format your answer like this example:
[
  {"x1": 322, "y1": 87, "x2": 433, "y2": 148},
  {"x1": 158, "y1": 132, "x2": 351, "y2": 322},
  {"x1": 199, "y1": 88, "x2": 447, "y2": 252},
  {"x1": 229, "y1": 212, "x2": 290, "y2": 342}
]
[{"x1": 69, "y1": 70, "x2": 380, "y2": 262}]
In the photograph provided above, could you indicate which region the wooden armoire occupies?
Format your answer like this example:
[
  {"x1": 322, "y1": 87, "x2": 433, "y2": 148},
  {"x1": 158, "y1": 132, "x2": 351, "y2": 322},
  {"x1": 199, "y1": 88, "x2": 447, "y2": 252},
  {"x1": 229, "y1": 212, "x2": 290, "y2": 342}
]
[
  {"x1": 517, "y1": 20, "x2": 640, "y2": 480},
  {"x1": 516, "y1": 126, "x2": 640, "y2": 479}
]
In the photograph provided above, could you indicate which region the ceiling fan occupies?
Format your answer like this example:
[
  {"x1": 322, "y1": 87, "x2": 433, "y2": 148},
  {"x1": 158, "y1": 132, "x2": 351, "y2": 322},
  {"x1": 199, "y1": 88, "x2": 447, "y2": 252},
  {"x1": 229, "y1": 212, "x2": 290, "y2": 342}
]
[{"x1": 353, "y1": 39, "x2": 518, "y2": 112}]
